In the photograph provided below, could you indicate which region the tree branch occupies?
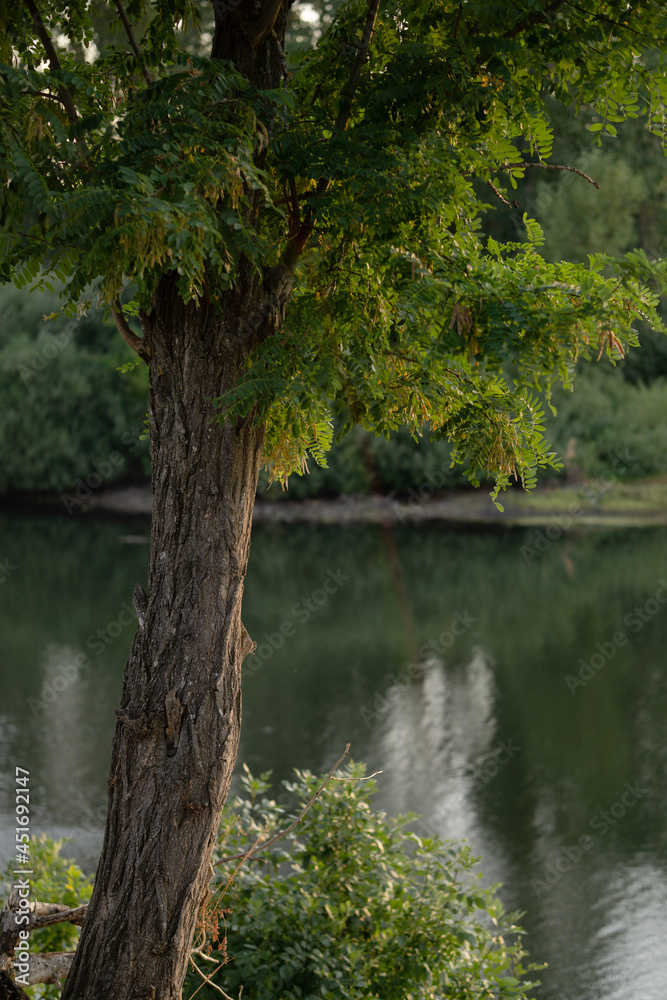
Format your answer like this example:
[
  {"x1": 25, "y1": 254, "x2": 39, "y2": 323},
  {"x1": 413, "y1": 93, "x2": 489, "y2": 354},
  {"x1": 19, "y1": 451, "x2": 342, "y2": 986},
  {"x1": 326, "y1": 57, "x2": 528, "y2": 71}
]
[
  {"x1": 502, "y1": 161, "x2": 600, "y2": 188},
  {"x1": 25, "y1": 952, "x2": 75, "y2": 986},
  {"x1": 22, "y1": 0, "x2": 79, "y2": 126},
  {"x1": 487, "y1": 179, "x2": 516, "y2": 208},
  {"x1": 111, "y1": 300, "x2": 151, "y2": 361},
  {"x1": 284, "y1": 0, "x2": 380, "y2": 268},
  {"x1": 31, "y1": 904, "x2": 88, "y2": 930},
  {"x1": 111, "y1": 0, "x2": 152, "y2": 85},
  {"x1": 214, "y1": 743, "x2": 351, "y2": 866},
  {"x1": 334, "y1": 0, "x2": 381, "y2": 131},
  {"x1": 246, "y1": 0, "x2": 283, "y2": 48},
  {"x1": 562, "y1": 0, "x2": 656, "y2": 40},
  {"x1": 504, "y1": 0, "x2": 566, "y2": 39}
]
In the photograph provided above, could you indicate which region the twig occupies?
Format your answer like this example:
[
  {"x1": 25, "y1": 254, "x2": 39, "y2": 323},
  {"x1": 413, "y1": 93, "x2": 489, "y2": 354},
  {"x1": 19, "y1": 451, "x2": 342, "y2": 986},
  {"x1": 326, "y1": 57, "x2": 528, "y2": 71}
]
[
  {"x1": 486, "y1": 179, "x2": 515, "y2": 208},
  {"x1": 112, "y1": 0, "x2": 152, "y2": 85},
  {"x1": 192, "y1": 948, "x2": 221, "y2": 964},
  {"x1": 189, "y1": 955, "x2": 232, "y2": 999},
  {"x1": 502, "y1": 161, "x2": 600, "y2": 188},
  {"x1": 562, "y1": 0, "x2": 657, "y2": 40},
  {"x1": 332, "y1": 769, "x2": 382, "y2": 781},
  {"x1": 214, "y1": 743, "x2": 351, "y2": 866}
]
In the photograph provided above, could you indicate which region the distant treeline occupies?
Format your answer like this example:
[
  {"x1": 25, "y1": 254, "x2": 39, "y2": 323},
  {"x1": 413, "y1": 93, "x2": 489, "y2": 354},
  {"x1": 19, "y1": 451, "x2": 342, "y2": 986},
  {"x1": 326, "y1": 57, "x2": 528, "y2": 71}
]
[{"x1": 1, "y1": 99, "x2": 666, "y2": 498}]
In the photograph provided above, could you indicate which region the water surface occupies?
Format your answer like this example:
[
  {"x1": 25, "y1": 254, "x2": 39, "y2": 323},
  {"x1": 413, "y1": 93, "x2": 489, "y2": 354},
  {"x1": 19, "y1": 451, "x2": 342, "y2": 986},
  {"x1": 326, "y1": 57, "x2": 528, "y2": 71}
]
[{"x1": 0, "y1": 510, "x2": 665, "y2": 1000}]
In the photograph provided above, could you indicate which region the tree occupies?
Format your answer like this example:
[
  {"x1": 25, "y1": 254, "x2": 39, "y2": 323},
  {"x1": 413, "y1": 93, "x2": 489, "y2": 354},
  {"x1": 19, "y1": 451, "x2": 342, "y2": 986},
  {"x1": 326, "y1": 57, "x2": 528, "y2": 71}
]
[{"x1": 1, "y1": 1, "x2": 666, "y2": 996}]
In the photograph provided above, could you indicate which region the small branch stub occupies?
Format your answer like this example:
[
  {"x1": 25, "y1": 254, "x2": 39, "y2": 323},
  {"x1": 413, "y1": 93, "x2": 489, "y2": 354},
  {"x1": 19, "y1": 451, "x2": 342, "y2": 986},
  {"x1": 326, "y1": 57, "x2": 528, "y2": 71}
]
[{"x1": 111, "y1": 301, "x2": 151, "y2": 362}]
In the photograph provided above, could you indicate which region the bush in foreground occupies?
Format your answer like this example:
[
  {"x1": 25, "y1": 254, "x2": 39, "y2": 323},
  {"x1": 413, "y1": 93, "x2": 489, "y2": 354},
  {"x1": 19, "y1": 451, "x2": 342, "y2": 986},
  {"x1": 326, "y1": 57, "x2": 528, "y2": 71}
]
[
  {"x1": 1, "y1": 767, "x2": 539, "y2": 1000},
  {"x1": 188, "y1": 764, "x2": 539, "y2": 999},
  {"x1": 0, "y1": 835, "x2": 93, "y2": 999}
]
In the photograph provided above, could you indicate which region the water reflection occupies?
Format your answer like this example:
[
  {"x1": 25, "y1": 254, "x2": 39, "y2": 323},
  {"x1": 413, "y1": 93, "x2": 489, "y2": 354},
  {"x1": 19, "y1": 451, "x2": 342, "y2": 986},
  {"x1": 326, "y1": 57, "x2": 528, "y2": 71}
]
[{"x1": 0, "y1": 511, "x2": 666, "y2": 1000}]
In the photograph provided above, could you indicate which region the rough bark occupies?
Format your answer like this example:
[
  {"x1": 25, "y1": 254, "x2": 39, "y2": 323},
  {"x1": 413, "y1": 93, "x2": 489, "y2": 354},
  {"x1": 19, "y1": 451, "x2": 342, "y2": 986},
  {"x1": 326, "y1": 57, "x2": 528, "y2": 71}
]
[
  {"x1": 59, "y1": 5, "x2": 295, "y2": 995},
  {"x1": 61, "y1": 269, "x2": 291, "y2": 999}
]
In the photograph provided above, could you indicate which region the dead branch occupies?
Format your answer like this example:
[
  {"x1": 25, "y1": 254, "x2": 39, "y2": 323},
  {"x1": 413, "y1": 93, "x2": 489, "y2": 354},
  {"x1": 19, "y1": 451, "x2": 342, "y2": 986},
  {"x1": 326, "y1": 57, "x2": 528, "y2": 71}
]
[
  {"x1": 24, "y1": 952, "x2": 75, "y2": 986},
  {"x1": 1, "y1": 892, "x2": 86, "y2": 988},
  {"x1": 31, "y1": 904, "x2": 88, "y2": 930},
  {"x1": 188, "y1": 955, "x2": 233, "y2": 999},
  {"x1": 214, "y1": 743, "x2": 351, "y2": 866}
]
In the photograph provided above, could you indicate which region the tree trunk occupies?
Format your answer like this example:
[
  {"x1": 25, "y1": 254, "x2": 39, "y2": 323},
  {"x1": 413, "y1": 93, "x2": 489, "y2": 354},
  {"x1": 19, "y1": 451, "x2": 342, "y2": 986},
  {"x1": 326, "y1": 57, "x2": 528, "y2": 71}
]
[
  {"x1": 60, "y1": 3, "x2": 295, "y2": 992},
  {"x1": 61, "y1": 274, "x2": 288, "y2": 999}
]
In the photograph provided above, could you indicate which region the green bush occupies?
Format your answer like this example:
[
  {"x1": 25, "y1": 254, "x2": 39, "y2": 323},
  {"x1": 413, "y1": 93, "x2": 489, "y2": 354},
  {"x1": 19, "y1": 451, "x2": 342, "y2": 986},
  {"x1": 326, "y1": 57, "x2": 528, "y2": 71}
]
[
  {"x1": 544, "y1": 363, "x2": 667, "y2": 481},
  {"x1": 0, "y1": 284, "x2": 149, "y2": 494},
  {"x1": 0, "y1": 835, "x2": 93, "y2": 999},
  {"x1": 187, "y1": 764, "x2": 539, "y2": 1000},
  {"x1": 0, "y1": 773, "x2": 537, "y2": 1000}
]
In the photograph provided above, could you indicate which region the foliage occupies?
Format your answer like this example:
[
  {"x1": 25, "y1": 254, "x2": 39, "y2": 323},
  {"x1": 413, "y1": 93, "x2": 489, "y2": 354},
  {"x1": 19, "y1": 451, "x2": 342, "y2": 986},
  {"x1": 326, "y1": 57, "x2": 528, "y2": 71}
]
[
  {"x1": 0, "y1": 835, "x2": 93, "y2": 999},
  {"x1": 1, "y1": 2, "x2": 667, "y2": 506},
  {"x1": 258, "y1": 421, "x2": 465, "y2": 498},
  {"x1": 0, "y1": 284, "x2": 149, "y2": 493},
  {"x1": 545, "y1": 363, "x2": 667, "y2": 480},
  {"x1": 185, "y1": 763, "x2": 540, "y2": 999}
]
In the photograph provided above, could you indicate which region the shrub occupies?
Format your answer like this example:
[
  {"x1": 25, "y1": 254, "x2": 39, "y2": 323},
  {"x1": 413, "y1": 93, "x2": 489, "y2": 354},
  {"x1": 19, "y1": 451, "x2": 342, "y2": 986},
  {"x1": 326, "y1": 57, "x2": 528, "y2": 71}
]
[
  {"x1": 0, "y1": 835, "x2": 93, "y2": 999},
  {"x1": 187, "y1": 764, "x2": 540, "y2": 1000},
  {"x1": 0, "y1": 284, "x2": 149, "y2": 494},
  {"x1": 544, "y1": 363, "x2": 667, "y2": 481}
]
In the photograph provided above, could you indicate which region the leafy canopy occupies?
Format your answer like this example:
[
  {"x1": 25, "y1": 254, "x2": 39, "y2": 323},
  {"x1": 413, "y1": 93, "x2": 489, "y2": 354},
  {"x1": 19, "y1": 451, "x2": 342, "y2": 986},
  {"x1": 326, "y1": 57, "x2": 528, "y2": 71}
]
[{"x1": 1, "y1": 1, "x2": 667, "y2": 503}]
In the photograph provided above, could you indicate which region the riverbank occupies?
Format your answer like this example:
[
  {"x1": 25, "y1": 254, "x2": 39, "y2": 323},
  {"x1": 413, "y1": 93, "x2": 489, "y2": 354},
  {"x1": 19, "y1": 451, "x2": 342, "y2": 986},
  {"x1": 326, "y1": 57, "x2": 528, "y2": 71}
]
[{"x1": 5, "y1": 477, "x2": 667, "y2": 526}]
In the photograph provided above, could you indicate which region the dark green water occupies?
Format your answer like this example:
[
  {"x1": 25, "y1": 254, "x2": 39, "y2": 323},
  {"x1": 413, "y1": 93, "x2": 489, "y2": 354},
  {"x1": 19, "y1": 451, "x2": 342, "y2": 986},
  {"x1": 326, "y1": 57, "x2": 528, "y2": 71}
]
[{"x1": 1, "y1": 510, "x2": 666, "y2": 1000}]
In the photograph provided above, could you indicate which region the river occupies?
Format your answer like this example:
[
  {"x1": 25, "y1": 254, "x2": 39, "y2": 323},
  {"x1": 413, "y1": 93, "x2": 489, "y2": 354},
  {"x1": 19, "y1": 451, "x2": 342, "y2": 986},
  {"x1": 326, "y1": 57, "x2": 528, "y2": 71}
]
[{"x1": 1, "y1": 509, "x2": 666, "y2": 999}]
